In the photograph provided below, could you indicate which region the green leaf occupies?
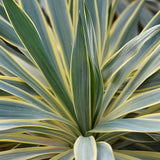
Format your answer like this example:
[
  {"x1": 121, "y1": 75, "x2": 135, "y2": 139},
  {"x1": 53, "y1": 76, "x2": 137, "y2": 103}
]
[
  {"x1": 101, "y1": 26, "x2": 160, "y2": 116},
  {"x1": 0, "y1": 98, "x2": 68, "y2": 122},
  {"x1": 122, "y1": 133, "x2": 155, "y2": 143},
  {"x1": 85, "y1": 0, "x2": 101, "y2": 51},
  {"x1": 137, "y1": 70, "x2": 160, "y2": 91},
  {"x1": 96, "y1": 132, "x2": 125, "y2": 142},
  {"x1": 110, "y1": 0, "x2": 144, "y2": 54},
  {"x1": 143, "y1": 11, "x2": 160, "y2": 32},
  {"x1": 0, "y1": 146, "x2": 68, "y2": 160},
  {"x1": 71, "y1": 16, "x2": 91, "y2": 133},
  {"x1": 102, "y1": 25, "x2": 160, "y2": 83},
  {"x1": 0, "y1": 133, "x2": 68, "y2": 147},
  {"x1": 20, "y1": 0, "x2": 54, "y2": 56},
  {"x1": 115, "y1": 150, "x2": 160, "y2": 160},
  {"x1": 91, "y1": 114, "x2": 160, "y2": 133},
  {"x1": 114, "y1": 152, "x2": 140, "y2": 160},
  {"x1": 0, "y1": 66, "x2": 15, "y2": 77},
  {"x1": 0, "y1": 125, "x2": 76, "y2": 146},
  {"x1": 0, "y1": 36, "x2": 32, "y2": 61},
  {"x1": 0, "y1": 76, "x2": 38, "y2": 96},
  {"x1": 96, "y1": 0, "x2": 110, "y2": 47},
  {"x1": 19, "y1": 0, "x2": 67, "y2": 87},
  {"x1": 0, "y1": 3, "x2": 9, "y2": 21},
  {"x1": 83, "y1": 6, "x2": 103, "y2": 125},
  {"x1": 106, "y1": 88, "x2": 160, "y2": 120},
  {"x1": 74, "y1": 136, "x2": 97, "y2": 160},
  {"x1": 109, "y1": 43, "x2": 160, "y2": 112},
  {"x1": 0, "y1": 40, "x2": 48, "y2": 87},
  {"x1": 2, "y1": 0, "x2": 75, "y2": 119},
  {"x1": 26, "y1": 154, "x2": 57, "y2": 160},
  {"x1": 140, "y1": 8, "x2": 153, "y2": 28},
  {"x1": 97, "y1": 142, "x2": 115, "y2": 160},
  {"x1": 46, "y1": 0, "x2": 73, "y2": 73},
  {"x1": 50, "y1": 150, "x2": 74, "y2": 160},
  {"x1": 0, "y1": 119, "x2": 72, "y2": 132},
  {"x1": 0, "y1": 45, "x2": 72, "y2": 121},
  {"x1": 0, "y1": 16, "x2": 23, "y2": 48},
  {"x1": 0, "y1": 77, "x2": 52, "y2": 112}
]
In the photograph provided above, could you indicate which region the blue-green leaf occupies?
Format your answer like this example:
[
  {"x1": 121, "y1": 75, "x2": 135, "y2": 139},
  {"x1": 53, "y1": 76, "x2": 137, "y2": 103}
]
[
  {"x1": 74, "y1": 136, "x2": 97, "y2": 160},
  {"x1": 71, "y1": 16, "x2": 91, "y2": 133},
  {"x1": 97, "y1": 142, "x2": 115, "y2": 160}
]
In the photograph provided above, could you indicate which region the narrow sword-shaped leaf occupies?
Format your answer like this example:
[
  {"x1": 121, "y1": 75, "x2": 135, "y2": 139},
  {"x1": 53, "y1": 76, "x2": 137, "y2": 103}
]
[
  {"x1": 82, "y1": 6, "x2": 103, "y2": 125},
  {"x1": 0, "y1": 76, "x2": 38, "y2": 96},
  {"x1": 0, "y1": 16, "x2": 23, "y2": 48},
  {"x1": 0, "y1": 98, "x2": 67, "y2": 122},
  {"x1": 0, "y1": 119, "x2": 74, "y2": 132},
  {"x1": 2, "y1": 0, "x2": 75, "y2": 119},
  {"x1": 114, "y1": 152, "x2": 140, "y2": 160},
  {"x1": 137, "y1": 70, "x2": 160, "y2": 91},
  {"x1": 102, "y1": 25, "x2": 160, "y2": 83},
  {"x1": 91, "y1": 114, "x2": 160, "y2": 133},
  {"x1": 110, "y1": 44, "x2": 160, "y2": 111},
  {"x1": 74, "y1": 136, "x2": 97, "y2": 160},
  {"x1": 0, "y1": 147, "x2": 68, "y2": 160},
  {"x1": 50, "y1": 149, "x2": 74, "y2": 160},
  {"x1": 122, "y1": 133, "x2": 155, "y2": 143},
  {"x1": 0, "y1": 4, "x2": 9, "y2": 21},
  {"x1": 142, "y1": 11, "x2": 160, "y2": 32},
  {"x1": 85, "y1": 0, "x2": 101, "y2": 53},
  {"x1": 0, "y1": 46, "x2": 73, "y2": 121},
  {"x1": 45, "y1": 0, "x2": 73, "y2": 73},
  {"x1": 0, "y1": 80, "x2": 52, "y2": 112},
  {"x1": 20, "y1": 0, "x2": 68, "y2": 89},
  {"x1": 0, "y1": 133, "x2": 68, "y2": 146},
  {"x1": 115, "y1": 150, "x2": 160, "y2": 160},
  {"x1": 100, "y1": 27, "x2": 160, "y2": 117},
  {"x1": 96, "y1": 0, "x2": 109, "y2": 48},
  {"x1": 106, "y1": 88, "x2": 160, "y2": 120},
  {"x1": 71, "y1": 16, "x2": 91, "y2": 133},
  {"x1": 140, "y1": 7, "x2": 153, "y2": 28},
  {"x1": 110, "y1": 0, "x2": 145, "y2": 54}
]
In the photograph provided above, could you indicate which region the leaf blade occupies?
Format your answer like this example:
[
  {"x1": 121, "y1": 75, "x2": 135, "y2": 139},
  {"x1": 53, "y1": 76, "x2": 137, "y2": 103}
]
[
  {"x1": 97, "y1": 142, "x2": 115, "y2": 160},
  {"x1": 71, "y1": 16, "x2": 91, "y2": 133},
  {"x1": 74, "y1": 136, "x2": 97, "y2": 160}
]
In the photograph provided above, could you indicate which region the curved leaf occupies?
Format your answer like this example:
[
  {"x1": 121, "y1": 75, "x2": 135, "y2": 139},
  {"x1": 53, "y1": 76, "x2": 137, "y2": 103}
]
[
  {"x1": 74, "y1": 136, "x2": 97, "y2": 160},
  {"x1": 91, "y1": 114, "x2": 160, "y2": 133},
  {"x1": 143, "y1": 11, "x2": 160, "y2": 32},
  {"x1": 0, "y1": 147, "x2": 68, "y2": 160},
  {"x1": 110, "y1": 0, "x2": 144, "y2": 54},
  {"x1": 97, "y1": 142, "x2": 115, "y2": 160},
  {"x1": 0, "y1": 133, "x2": 68, "y2": 147},
  {"x1": 0, "y1": 98, "x2": 67, "y2": 122},
  {"x1": 101, "y1": 26, "x2": 160, "y2": 117},
  {"x1": 109, "y1": 44, "x2": 160, "y2": 112},
  {"x1": 50, "y1": 150, "x2": 74, "y2": 160},
  {"x1": 115, "y1": 150, "x2": 160, "y2": 160},
  {"x1": 2, "y1": 0, "x2": 75, "y2": 119},
  {"x1": 0, "y1": 46, "x2": 72, "y2": 121},
  {"x1": 0, "y1": 78, "x2": 52, "y2": 112},
  {"x1": 107, "y1": 88, "x2": 160, "y2": 120},
  {"x1": 114, "y1": 152, "x2": 140, "y2": 160},
  {"x1": 137, "y1": 70, "x2": 160, "y2": 91}
]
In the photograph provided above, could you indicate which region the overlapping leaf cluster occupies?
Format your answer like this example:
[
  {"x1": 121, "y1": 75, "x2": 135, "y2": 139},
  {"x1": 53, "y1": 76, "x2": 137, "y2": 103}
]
[{"x1": 0, "y1": 0, "x2": 160, "y2": 159}]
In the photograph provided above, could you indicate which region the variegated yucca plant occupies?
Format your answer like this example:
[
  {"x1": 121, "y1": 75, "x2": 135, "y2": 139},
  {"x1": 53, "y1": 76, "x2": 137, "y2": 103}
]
[{"x1": 0, "y1": 0, "x2": 160, "y2": 159}]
